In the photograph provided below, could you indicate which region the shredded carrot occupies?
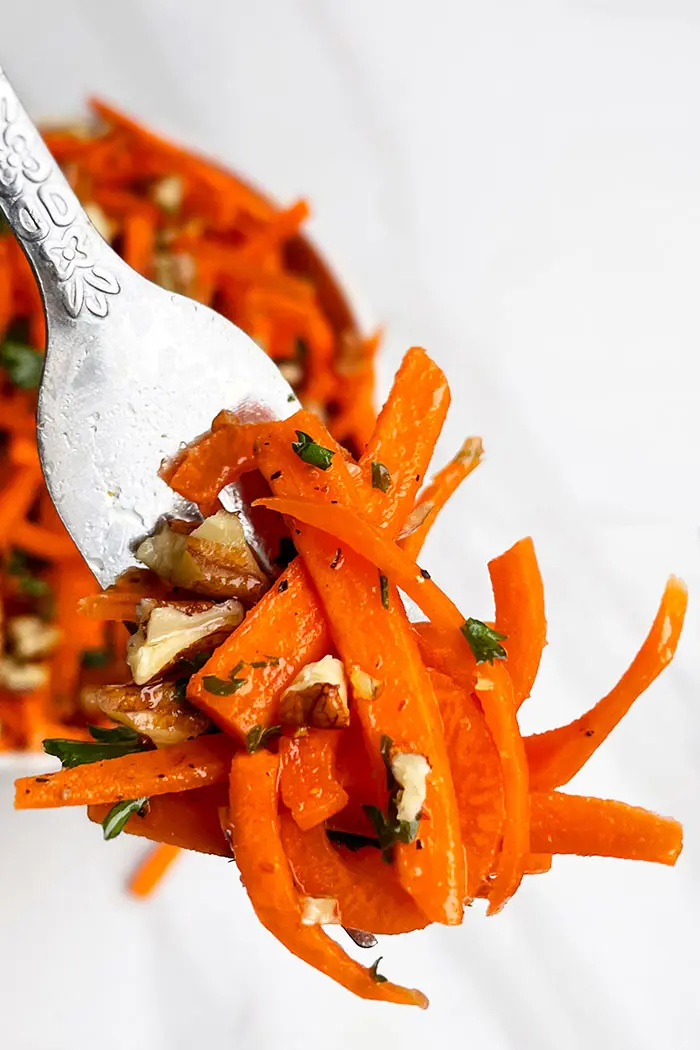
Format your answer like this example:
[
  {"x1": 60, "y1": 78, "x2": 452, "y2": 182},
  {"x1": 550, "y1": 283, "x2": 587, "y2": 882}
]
[
  {"x1": 530, "y1": 792, "x2": 682, "y2": 865},
  {"x1": 128, "y1": 844, "x2": 182, "y2": 897},
  {"x1": 400, "y1": 436, "x2": 483, "y2": 558},
  {"x1": 280, "y1": 811, "x2": 428, "y2": 934},
  {"x1": 228, "y1": 750, "x2": 428, "y2": 1007},
  {"x1": 526, "y1": 576, "x2": 687, "y2": 791},
  {"x1": 15, "y1": 735, "x2": 233, "y2": 809},
  {"x1": 279, "y1": 730, "x2": 349, "y2": 831},
  {"x1": 488, "y1": 537, "x2": 547, "y2": 709},
  {"x1": 88, "y1": 786, "x2": 230, "y2": 856}
]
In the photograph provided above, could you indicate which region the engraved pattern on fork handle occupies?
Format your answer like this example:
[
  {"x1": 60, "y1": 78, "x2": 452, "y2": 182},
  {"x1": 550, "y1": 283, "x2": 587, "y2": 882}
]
[{"x1": 0, "y1": 66, "x2": 120, "y2": 320}]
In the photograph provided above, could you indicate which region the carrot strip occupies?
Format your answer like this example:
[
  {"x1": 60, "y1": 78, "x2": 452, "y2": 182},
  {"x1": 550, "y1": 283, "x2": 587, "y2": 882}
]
[
  {"x1": 254, "y1": 496, "x2": 467, "y2": 635},
  {"x1": 163, "y1": 421, "x2": 267, "y2": 505},
  {"x1": 428, "y1": 669, "x2": 505, "y2": 899},
  {"x1": 254, "y1": 417, "x2": 465, "y2": 925},
  {"x1": 88, "y1": 785, "x2": 230, "y2": 856},
  {"x1": 280, "y1": 812, "x2": 428, "y2": 934},
  {"x1": 488, "y1": 537, "x2": 546, "y2": 709},
  {"x1": 526, "y1": 576, "x2": 687, "y2": 791},
  {"x1": 474, "y1": 663, "x2": 529, "y2": 914},
  {"x1": 122, "y1": 212, "x2": 155, "y2": 277},
  {"x1": 279, "y1": 730, "x2": 349, "y2": 831},
  {"x1": 78, "y1": 591, "x2": 141, "y2": 621},
  {"x1": 188, "y1": 560, "x2": 330, "y2": 741},
  {"x1": 127, "y1": 844, "x2": 182, "y2": 897},
  {"x1": 233, "y1": 200, "x2": 310, "y2": 263},
  {"x1": 523, "y1": 853, "x2": 553, "y2": 875},
  {"x1": 9, "y1": 519, "x2": 77, "y2": 560},
  {"x1": 0, "y1": 466, "x2": 41, "y2": 540},
  {"x1": 360, "y1": 347, "x2": 450, "y2": 528},
  {"x1": 400, "y1": 437, "x2": 483, "y2": 559},
  {"x1": 228, "y1": 750, "x2": 428, "y2": 1007},
  {"x1": 15, "y1": 734, "x2": 234, "y2": 809},
  {"x1": 530, "y1": 792, "x2": 683, "y2": 866}
]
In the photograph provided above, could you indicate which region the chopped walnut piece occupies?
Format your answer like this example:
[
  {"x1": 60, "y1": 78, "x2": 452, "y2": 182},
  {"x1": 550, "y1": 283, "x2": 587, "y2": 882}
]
[
  {"x1": 279, "y1": 655, "x2": 349, "y2": 729},
  {"x1": 126, "y1": 597, "x2": 243, "y2": 685},
  {"x1": 86, "y1": 680, "x2": 211, "y2": 747}
]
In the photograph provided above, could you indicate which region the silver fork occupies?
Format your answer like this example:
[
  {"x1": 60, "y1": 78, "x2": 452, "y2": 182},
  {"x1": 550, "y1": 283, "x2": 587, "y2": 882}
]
[{"x1": 0, "y1": 68, "x2": 296, "y2": 588}]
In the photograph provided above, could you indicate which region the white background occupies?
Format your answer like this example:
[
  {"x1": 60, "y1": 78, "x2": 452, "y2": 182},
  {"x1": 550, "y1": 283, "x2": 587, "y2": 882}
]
[{"x1": 0, "y1": 2, "x2": 699, "y2": 1048}]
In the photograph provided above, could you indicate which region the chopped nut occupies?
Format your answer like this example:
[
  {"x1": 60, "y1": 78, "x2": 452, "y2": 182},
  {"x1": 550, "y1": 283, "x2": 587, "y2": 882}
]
[
  {"x1": 0, "y1": 658, "x2": 49, "y2": 691},
  {"x1": 278, "y1": 361, "x2": 303, "y2": 386},
  {"x1": 86, "y1": 680, "x2": 211, "y2": 747},
  {"x1": 301, "y1": 896, "x2": 341, "y2": 926},
  {"x1": 391, "y1": 752, "x2": 430, "y2": 823},
  {"x1": 151, "y1": 174, "x2": 184, "y2": 213},
  {"x1": 348, "y1": 665, "x2": 382, "y2": 702},
  {"x1": 137, "y1": 511, "x2": 267, "y2": 602},
  {"x1": 7, "y1": 616, "x2": 62, "y2": 660},
  {"x1": 127, "y1": 597, "x2": 243, "y2": 685},
  {"x1": 279, "y1": 655, "x2": 349, "y2": 729}
]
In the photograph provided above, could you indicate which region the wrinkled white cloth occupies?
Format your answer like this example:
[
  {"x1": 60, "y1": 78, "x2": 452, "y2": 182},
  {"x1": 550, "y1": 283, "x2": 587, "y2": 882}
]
[{"x1": 1, "y1": 2, "x2": 699, "y2": 1048}]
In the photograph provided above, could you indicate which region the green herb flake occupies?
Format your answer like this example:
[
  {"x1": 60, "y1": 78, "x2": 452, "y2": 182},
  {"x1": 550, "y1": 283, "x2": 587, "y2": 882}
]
[
  {"x1": 81, "y1": 647, "x2": 112, "y2": 669},
  {"x1": 102, "y1": 797, "x2": 149, "y2": 840},
  {"x1": 460, "y1": 617, "x2": 508, "y2": 665},
  {"x1": 0, "y1": 341, "x2": 44, "y2": 390},
  {"x1": 379, "y1": 573, "x2": 390, "y2": 609},
  {"x1": 43, "y1": 725, "x2": 147, "y2": 769},
  {"x1": 371, "y1": 461, "x2": 392, "y2": 493},
  {"x1": 245, "y1": 724, "x2": 282, "y2": 753},
  {"x1": 291, "y1": 431, "x2": 335, "y2": 471},
  {"x1": 202, "y1": 674, "x2": 245, "y2": 696},
  {"x1": 369, "y1": 957, "x2": 388, "y2": 984},
  {"x1": 362, "y1": 804, "x2": 419, "y2": 863},
  {"x1": 379, "y1": 734, "x2": 393, "y2": 790}
]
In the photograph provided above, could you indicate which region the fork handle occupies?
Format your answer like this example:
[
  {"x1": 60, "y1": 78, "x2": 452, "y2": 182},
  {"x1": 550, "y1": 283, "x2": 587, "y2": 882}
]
[{"x1": 0, "y1": 66, "x2": 122, "y2": 328}]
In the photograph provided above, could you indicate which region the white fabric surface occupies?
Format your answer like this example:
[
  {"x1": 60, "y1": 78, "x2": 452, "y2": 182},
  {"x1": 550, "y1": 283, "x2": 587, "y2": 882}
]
[{"x1": 1, "y1": 2, "x2": 699, "y2": 1048}]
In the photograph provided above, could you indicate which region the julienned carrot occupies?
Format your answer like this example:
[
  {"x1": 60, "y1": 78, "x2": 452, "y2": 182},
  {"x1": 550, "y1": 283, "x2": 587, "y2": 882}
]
[
  {"x1": 254, "y1": 415, "x2": 465, "y2": 926},
  {"x1": 530, "y1": 792, "x2": 683, "y2": 865},
  {"x1": 78, "y1": 591, "x2": 142, "y2": 621},
  {"x1": 163, "y1": 421, "x2": 267, "y2": 505},
  {"x1": 474, "y1": 663, "x2": 529, "y2": 914},
  {"x1": 228, "y1": 750, "x2": 428, "y2": 1007},
  {"x1": 400, "y1": 437, "x2": 483, "y2": 559},
  {"x1": 15, "y1": 735, "x2": 234, "y2": 809},
  {"x1": 360, "y1": 347, "x2": 450, "y2": 529},
  {"x1": 188, "y1": 560, "x2": 330, "y2": 741},
  {"x1": 127, "y1": 844, "x2": 182, "y2": 898},
  {"x1": 428, "y1": 669, "x2": 505, "y2": 899},
  {"x1": 523, "y1": 854, "x2": 553, "y2": 876},
  {"x1": 253, "y1": 497, "x2": 467, "y2": 639},
  {"x1": 9, "y1": 519, "x2": 77, "y2": 560},
  {"x1": 279, "y1": 731, "x2": 349, "y2": 831},
  {"x1": 280, "y1": 812, "x2": 428, "y2": 934},
  {"x1": 123, "y1": 212, "x2": 155, "y2": 276},
  {"x1": 488, "y1": 537, "x2": 546, "y2": 709},
  {"x1": 88, "y1": 785, "x2": 230, "y2": 856},
  {"x1": 526, "y1": 576, "x2": 688, "y2": 791},
  {"x1": 232, "y1": 200, "x2": 310, "y2": 263},
  {"x1": 0, "y1": 465, "x2": 41, "y2": 538}
]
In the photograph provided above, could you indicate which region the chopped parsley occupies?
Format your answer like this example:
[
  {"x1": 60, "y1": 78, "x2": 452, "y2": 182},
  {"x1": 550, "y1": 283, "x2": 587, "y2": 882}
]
[
  {"x1": 362, "y1": 735, "x2": 420, "y2": 861},
  {"x1": 0, "y1": 340, "x2": 44, "y2": 389},
  {"x1": 80, "y1": 647, "x2": 112, "y2": 669},
  {"x1": 379, "y1": 573, "x2": 389, "y2": 609},
  {"x1": 245, "y1": 724, "x2": 281, "y2": 753},
  {"x1": 102, "y1": 796, "x2": 149, "y2": 840},
  {"x1": 201, "y1": 672, "x2": 246, "y2": 696},
  {"x1": 369, "y1": 957, "x2": 388, "y2": 983},
  {"x1": 43, "y1": 724, "x2": 148, "y2": 769},
  {"x1": 461, "y1": 617, "x2": 508, "y2": 664},
  {"x1": 6, "y1": 547, "x2": 52, "y2": 599},
  {"x1": 371, "y1": 461, "x2": 392, "y2": 493},
  {"x1": 291, "y1": 431, "x2": 335, "y2": 471}
]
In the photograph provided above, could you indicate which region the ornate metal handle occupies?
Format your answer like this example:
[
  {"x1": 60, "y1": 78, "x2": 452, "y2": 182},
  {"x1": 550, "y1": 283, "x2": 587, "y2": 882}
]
[{"x1": 0, "y1": 66, "x2": 121, "y2": 322}]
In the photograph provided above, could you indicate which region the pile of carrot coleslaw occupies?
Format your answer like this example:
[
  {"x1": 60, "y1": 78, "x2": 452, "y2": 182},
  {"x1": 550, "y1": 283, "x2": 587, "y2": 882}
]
[{"x1": 14, "y1": 339, "x2": 686, "y2": 1006}]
